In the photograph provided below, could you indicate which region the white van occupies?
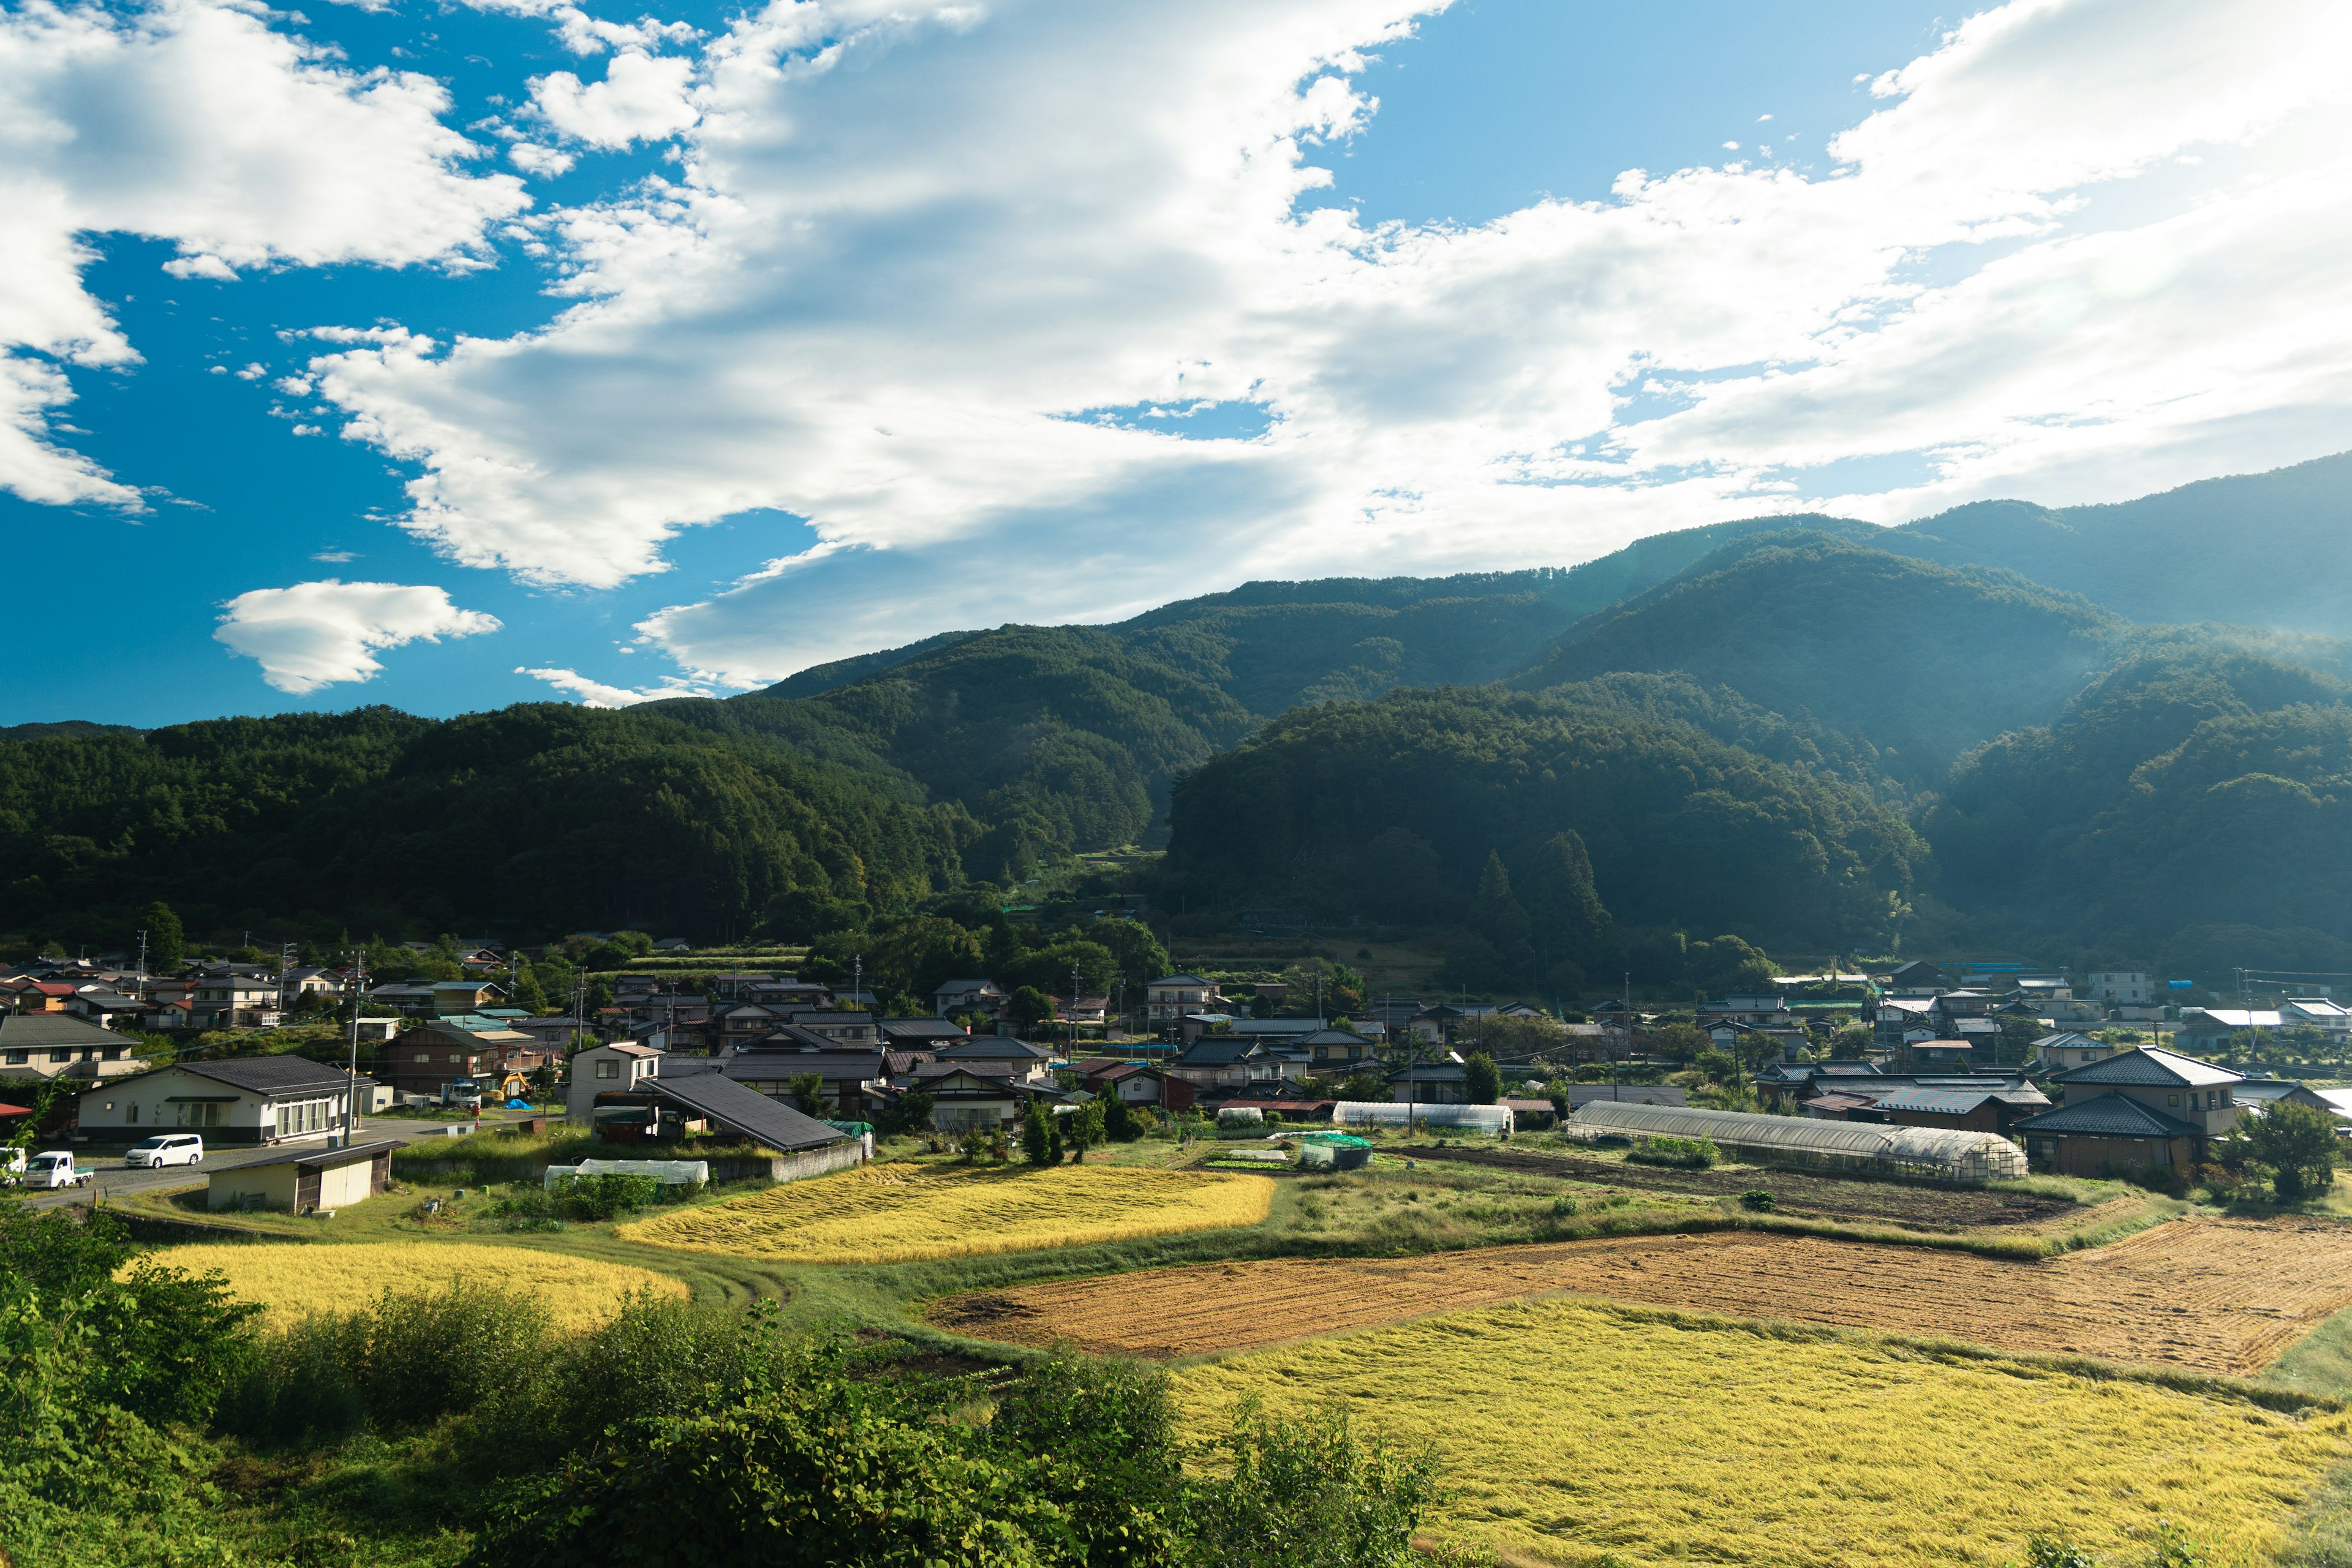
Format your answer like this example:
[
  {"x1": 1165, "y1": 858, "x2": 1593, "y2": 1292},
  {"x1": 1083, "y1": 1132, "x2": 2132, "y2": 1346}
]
[
  {"x1": 127, "y1": 1133, "x2": 206, "y2": 1170},
  {"x1": 24, "y1": 1152, "x2": 90, "y2": 1189},
  {"x1": 126, "y1": 1134, "x2": 205, "y2": 1169}
]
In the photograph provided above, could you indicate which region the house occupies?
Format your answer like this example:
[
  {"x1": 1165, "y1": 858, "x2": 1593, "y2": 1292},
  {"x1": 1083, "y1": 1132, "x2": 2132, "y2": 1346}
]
[
  {"x1": 930, "y1": 1036, "x2": 1055, "y2": 1083},
  {"x1": 281, "y1": 968, "x2": 344, "y2": 998},
  {"x1": 2282, "y1": 998, "x2": 2352, "y2": 1041},
  {"x1": 1080, "y1": 1061, "x2": 1196, "y2": 1113},
  {"x1": 208, "y1": 1140, "x2": 397, "y2": 1215},
  {"x1": 1887, "y1": 960, "x2": 1950, "y2": 991},
  {"x1": 75, "y1": 1055, "x2": 363, "y2": 1145},
  {"x1": 5, "y1": 979, "x2": 75, "y2": 1014},
  {"x1": 1146, "y1": 974, "x2": 1223, "y2": 1027},
  {"x1": 2087, "y1": 971, "x2": 2155, "y2": 1007},
  {"x1": 64, "y1": 989, "x2": 148, "y2": 1029},
  {"x1": 907, "y1": 1064, "x2": 1059, "y2": 1129},
  {"x1": 1706, "y1": 995, "x2": 1797, "y2": 1030},
  {"x1": 2233, "y1": 1078, "x2": 2346, "y2": 1117},
  {"x1": 0, "y1": 1014, "x2": 148, "y2": 1081},
  {"x1": 388, "y1": 1017, "x2": 548, "y2": 1101},
  {"x1": 880, "y1": 1017, "x2": 971, "y2": 1049},
  {"x1": 188, "y1": 973, "x2": 282, "y2": 1028},
  {"x1": 1409, "y1": 1004, "x2": 1467, "y2": 1043},
  {"x1": 780, "y1": 1009, "x2": 879, "y2": 1046},
  {"x1": 589, "y1": 1074, "x2": 866, "y2": 1178},
  {"x1": 2176, "y1": 1008, "x2": 2288, "y2": 1050},
  {"x1": 1551, "y1": 1084, "x2": 1689, "y2": 1110},
  {"x1": 1167, "y1": 1036, "x2": 1302, "y2": 1090},
  {"x1": 2010, "y1": 1046, "x2": 2244, "y2": 1175},
  {"x1": 2034, "y1": 1031, "x2": 2118, "y2": 1072},
  {"x1": 936, "y1": 978, "x2": 1009, "y2": 1019},
  {"x1": 1898, "y1": 1038, "x2": 1976, "y2": 1071},
  {"x1": 1299, "y1": 1027, "x2": 1378, "y2": 1071},
  {"x1": 719, "y1": 1047, "x2": 898, "y2": 1118},
  {"x1": 369, "y1": 981, "x2": 441, "y2": 1017},
  {"x1": 1869, "y1": 1084, "x2": 2051, "y2": 1136},
  {"x1": 507, "y1": 1015, "x2": 598, "y2": 1050},
  {"x1": 1053, "y1": 995, "x2": 1109, "y2": 1027},
  {"x1": 1389, "y1": 1060, "x2": 1469, "y2": 1104},
  {"x1": 567, "y1": 1042, "x2": 666, "y2": 1121}
]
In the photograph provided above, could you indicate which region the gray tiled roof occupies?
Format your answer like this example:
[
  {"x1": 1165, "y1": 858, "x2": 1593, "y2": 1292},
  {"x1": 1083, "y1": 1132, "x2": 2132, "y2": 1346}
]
[
  {"x1": 0, "y1": 1014, "x2": 126, "y2": 1049},
  {"x1": 641, "y1": 1073, "x2": 851, "y2": 1153},
  {"x1": 2011, "y1": 1094, "x2": 2199, "y2": 1138},
  {"x1": 2050, "y1": 1046, "x2": 2241, "y2": 1088}
]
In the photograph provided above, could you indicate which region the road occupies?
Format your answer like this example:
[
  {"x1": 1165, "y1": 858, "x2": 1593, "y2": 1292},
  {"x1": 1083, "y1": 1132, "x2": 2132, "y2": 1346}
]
[{"x1": 17, "y1": 1106, "x2": 554, "y2": 1210}]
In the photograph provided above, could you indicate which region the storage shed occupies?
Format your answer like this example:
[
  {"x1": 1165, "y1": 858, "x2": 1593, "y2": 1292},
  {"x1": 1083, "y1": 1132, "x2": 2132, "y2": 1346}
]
[
  {"x1": 207, "y1": 1140, "x2": 397, "y2": 1215},
  {"x1": 1567, "y1": 1101, "x2": 2026, "y2": 1183}
]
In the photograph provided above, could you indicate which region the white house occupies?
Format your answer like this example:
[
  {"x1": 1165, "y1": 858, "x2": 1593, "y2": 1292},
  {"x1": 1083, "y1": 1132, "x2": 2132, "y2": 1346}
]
[
  {"x1": 75, "y1": 1055, "x2": 361, "y2": 1146},
  {"x1": 566, "y1": 1042, "x2": 665, "y2": 1122},
  {"x1": 2088, "y1": 971, "x2": 2155, "y2": 1007},
  {"x1": 0, "y1": 1014, "x2": 148, "y2": 1082}
]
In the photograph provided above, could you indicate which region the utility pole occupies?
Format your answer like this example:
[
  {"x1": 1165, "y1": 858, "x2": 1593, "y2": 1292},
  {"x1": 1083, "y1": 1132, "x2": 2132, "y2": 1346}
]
[
  {"x1": 344, "y1": 948, "x2": 369, "y2": 1144},
  {"x1": 279, "y1": 941, "x2": 296, "y2": 1017},
  {"x1": 135, "y1": 928, "x2": 148, "y2": 981},
  {"x1": 1072, "y1": 959, "x2": 1082, "y2": 1059}
]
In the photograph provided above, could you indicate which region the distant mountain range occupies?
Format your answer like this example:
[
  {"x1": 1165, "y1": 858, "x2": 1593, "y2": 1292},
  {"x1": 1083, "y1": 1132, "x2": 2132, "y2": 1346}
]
[{"x1": 3, "y1": 451, "x2": 2346, "y2": 975}]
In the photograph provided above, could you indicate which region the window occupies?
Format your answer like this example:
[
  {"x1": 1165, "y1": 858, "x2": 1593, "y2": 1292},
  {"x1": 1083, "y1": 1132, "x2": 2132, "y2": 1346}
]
[
  {"x1": 103, "y1": 1101, "x2": 115, "y2": 1110},
  {"x1": 2, "y1": 1050, "x2": 23, "y2": 1065},
  {"x1": 50, "y1": 1049, "x2": 70, "y2": 1063},
  {"x1": 127, "y1": 1104, "x2": 138, "y2": 1124},
  {"x1": 596, "y1": 1060, "x2": 619, "y2": 1079},
  {"x1": 2167, "y1": 1094, "x2": 2180, "y2": 1107},
  {"x1": 447, "y1": 1054, "x2": 461, "y2": 1064},
  {"x1": 2206, "y1": 1091, "x2": 2216, "y2": 1109}
]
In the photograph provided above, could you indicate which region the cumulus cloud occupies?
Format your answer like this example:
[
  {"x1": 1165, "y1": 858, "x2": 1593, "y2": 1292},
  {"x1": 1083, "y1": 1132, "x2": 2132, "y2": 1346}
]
[
  {"x1": 515, "y1": 665, "x2": 718, "y2": 706},
  {"x1": 530, "y1": 50, "x2": 698, "y2": 148},
  {"x1": 215, "y1": 579, "x2": 501, "y2": 693},
  {"x1": 0, "y1": 0, "x2": 529, "y2": 508}
]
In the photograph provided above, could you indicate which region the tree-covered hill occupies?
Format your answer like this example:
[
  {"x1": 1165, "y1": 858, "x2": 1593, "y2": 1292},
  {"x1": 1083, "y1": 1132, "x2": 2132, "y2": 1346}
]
[{"x1": 1511, "y1": 532, "x2": 2125, "y2": 782}]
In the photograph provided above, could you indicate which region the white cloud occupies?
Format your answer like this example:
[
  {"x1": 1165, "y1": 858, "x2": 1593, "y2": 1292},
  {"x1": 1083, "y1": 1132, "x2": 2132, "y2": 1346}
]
[
  {"x1": 288, "y1": 0, "x2": 2352, "y2": 686},
  {"x1": 215, "y1": 579, "x2": 501, "y2": 693},
  {"x1": 530, "y1": 49, "x2": 698, "y2": 149},
  {"x1": 0, "y1": 0, "x2": 529, "y2": 508},
  {"x1": 515, "y1": 664, "x2": 717, "y2": 706},
  {"x1": 511, "y1": 141, "x2": 578, "y2": 178}
]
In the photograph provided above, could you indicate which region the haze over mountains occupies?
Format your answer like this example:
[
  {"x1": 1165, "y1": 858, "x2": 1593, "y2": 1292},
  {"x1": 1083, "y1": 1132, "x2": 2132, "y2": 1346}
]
[{"x1": 3, "y1": 453, "x2": 2347, "y2": 975}]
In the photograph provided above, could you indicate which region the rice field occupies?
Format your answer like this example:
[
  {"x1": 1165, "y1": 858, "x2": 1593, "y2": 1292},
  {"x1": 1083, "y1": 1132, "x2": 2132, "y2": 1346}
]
[
  {"x1": 616, "y1": 1161, "x2": 1275, "y2": 1264},
  {"x1": 936, "y1": 1217, "x2": 2352, "y2": 1374},
  {"x1": 145, "y1": 1241, "x2": 687, "y2": 1330},
  {"x1": 1174, "y1": 1298, "x2": 2352, "y2": 1568}
]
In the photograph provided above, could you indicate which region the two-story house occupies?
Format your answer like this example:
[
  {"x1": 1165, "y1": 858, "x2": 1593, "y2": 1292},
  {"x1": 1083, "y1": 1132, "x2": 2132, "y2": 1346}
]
[
  {"x1": 2010, "y1": 1046, "x2": 2242, "y2": 1175},
  {"x1": 0, "y1": 1014, "x2": 148, "y2": 1081},
  {"x1": 1145, "y1": 974, "x2": 1222, "y2": 1027},
  {"x1": 935, "y1": 978, "x2": 1009, "y2": 1020},
  {"x1": 75, "y1": 1054, "x2": 362, "y2": 1145}
]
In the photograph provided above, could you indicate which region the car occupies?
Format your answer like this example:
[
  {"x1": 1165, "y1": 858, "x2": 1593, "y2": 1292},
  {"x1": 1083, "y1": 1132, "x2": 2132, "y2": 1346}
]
[
  {"x1": 126, "y1": 1133, "x2": 205, "y2": 1169},
  {"x1": 24, "y1": 1151, "x2": 91, "y2": 1189}
]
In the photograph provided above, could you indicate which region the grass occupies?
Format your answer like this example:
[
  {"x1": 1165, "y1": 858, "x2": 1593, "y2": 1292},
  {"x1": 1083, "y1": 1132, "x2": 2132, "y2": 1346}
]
[
  {"x1": 2273, "y1": 1308, "x2": 2352, "y2": 1401},
  {"x1": 137, "y1": 1239, "x2": 687, "y2": 1330},
  {"x1": 614, "y1": 1162, "x2": 1276, "y2": 1264},
  {"x1": 1172, "y1": 1297, "x2": 2352, "y2": 1568}
]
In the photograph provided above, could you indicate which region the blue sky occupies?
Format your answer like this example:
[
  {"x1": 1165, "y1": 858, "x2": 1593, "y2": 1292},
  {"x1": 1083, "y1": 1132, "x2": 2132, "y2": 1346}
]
[{"x1": 4, "y1": 0, "x2": 2348, "y2": 726}]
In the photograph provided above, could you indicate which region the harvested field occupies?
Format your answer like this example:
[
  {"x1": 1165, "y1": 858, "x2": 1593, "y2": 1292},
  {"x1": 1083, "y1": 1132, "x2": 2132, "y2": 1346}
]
[
  {"x1": 618, "y1": 1162, "x2": 1274, "y2": 1264},
  {"x1": 141, "y1": 1240, "x2": 687, "y2": 1330},
  {"x1": 1174, "y1": 1297, "x2": 2352, "y2": 1567},
  {"x1": 1404, "y1": 1143, "x2": 2075, "y2": 1229},
  {"x1": 932, "y1": 1216, "x2": 2352, "y2": 1374}
]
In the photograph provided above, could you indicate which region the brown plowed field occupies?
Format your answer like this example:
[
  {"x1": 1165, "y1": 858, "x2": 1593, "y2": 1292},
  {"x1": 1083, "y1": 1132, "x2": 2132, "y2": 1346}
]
[{"x1": 929, "y1": 1217, "x2": 2352, "y2": 1374}]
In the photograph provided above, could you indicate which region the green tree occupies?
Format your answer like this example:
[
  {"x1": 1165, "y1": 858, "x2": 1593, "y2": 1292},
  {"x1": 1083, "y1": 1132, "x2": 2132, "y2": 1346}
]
[
  {"x1": 138, "y1": 902, "x2": 185, "y2": 973},
  {"x1": 1101, "y1": 1091, "x2": 1139, "y2": 1142},
  {"x1": 1188, "y1": 1398, "x2": 1439, "y2": 1568},
  {"x1": 789, "y1": 1072, "x2": 827, "y2": 1117},
  {"x1": 1067, "y1": 1099, "x2": 1106, "y2": 1162},
  {"x1": 1340, "y1": 1068, "x2": 1390, "y2": 1102},
  {"x1": 1472, "y1": 851, "x2": 1534, "y2": 958},
  {"x1": 891, "y1": 1090, "x2": 935, "y2": 1137},
  {"x1": 1021, "y1": 1099, "x2": 1054, "y2": 1167},
  {"x1": 1522, "y1": 829, "x2": 1610, "y2": 980},
  {"x1": 1005, "y1": 986, "x2": 1053, "y2": 1036},
  {"x1": 2244, "y1": 1101, "x2": 2340, "y2": 1201},
  {"x1": 1639, "y1": 1022, "x2": 1709, "y2": 1063},
  {"x1": 1462, "y1": 1052, "x2": 1501, "y2": 1106}
]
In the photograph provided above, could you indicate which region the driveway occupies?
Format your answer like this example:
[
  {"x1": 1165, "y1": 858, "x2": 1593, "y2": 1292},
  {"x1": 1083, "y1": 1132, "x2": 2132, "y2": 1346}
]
[{"x1": 18, "y1": 1105, "x2": 555, "y2": 1210}]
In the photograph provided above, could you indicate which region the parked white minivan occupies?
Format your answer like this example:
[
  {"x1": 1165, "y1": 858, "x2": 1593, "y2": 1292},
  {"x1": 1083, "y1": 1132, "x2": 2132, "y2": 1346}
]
[
  {"x1": 25, "y1": 1151, "x2": 91, "y2": 1189},
  {"x1": 127, "y1": 1134, "x2": 206, "y2": 1168}
]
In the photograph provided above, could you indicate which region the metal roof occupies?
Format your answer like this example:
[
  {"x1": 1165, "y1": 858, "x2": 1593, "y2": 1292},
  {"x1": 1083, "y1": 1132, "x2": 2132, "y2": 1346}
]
[
  {"x1": 172, "y1": 1055, "x2": 355, "y2": 1095},
  {"x1": 0, "y1": 1014, "x2": 129, "y2": 1048},
  {"x1": 2011, "y1": 1095, "x2": 2200, "y2": 1139},
  {"x1": 1873, "y1": 1087, "x2": 2047, "y2": 1115},
  {"x1": 1569, "y1": 1101, "x2": 2027, "y2": 1180},
  {"x1": 2049, "y1": 1046, "x2": 2241, "y2": 1088},
  {"x1": 641, "y1": 1073, "x2": 853, "y2": 1153}
]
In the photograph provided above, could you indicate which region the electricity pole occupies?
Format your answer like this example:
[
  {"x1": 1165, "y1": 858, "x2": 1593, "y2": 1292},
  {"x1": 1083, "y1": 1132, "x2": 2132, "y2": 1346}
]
[{"x1": 344, "y1": 949, "x2": 369, "y2": 1144}]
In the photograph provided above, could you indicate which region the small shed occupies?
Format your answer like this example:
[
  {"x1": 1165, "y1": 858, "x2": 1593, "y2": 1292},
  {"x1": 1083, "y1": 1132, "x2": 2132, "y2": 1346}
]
[{"x1": 208, "y1": 1140, "x2": 398, "y2": 1215}]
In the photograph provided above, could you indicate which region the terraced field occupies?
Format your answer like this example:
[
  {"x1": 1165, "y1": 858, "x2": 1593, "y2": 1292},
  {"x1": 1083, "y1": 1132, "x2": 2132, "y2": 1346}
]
[
  {"x1": 145, "y1": 1240, "x2": 688, "y2": 1330},
  {"x1": 933, "y1": 1216, "x2": 2352, "y2": 1373}
]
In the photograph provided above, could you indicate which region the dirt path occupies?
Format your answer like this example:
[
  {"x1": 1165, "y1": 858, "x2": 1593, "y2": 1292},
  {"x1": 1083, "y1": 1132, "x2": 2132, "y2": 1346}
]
[
  {"x1": 1403, "y1": 1144, "x2": 2076, "y2": 1229},
  {"x1": 929, "y1": 1217, "x2": 2352, "y2": 1375}
]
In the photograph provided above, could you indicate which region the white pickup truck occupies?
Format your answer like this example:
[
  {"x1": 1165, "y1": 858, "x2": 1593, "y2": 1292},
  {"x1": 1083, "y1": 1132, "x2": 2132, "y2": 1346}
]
[{"x1": 21, "y1": 1150, "x2": 92, "y2": 1189}]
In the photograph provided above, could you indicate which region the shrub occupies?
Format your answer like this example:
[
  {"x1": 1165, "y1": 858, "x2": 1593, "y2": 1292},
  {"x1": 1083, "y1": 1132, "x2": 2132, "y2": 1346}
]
[
  {"x1": 1188, "y1": 1396, "x2": 1440, "y2": 1568},
  {"x1": 1739, "y1": 1189, "x2": 1775, "y2": 1212}
]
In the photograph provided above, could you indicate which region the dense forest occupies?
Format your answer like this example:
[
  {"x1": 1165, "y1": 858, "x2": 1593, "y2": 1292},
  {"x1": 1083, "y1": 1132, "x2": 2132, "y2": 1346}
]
[{"x1": 3, "y1": 453, "x2": 2348, "y2": 975}]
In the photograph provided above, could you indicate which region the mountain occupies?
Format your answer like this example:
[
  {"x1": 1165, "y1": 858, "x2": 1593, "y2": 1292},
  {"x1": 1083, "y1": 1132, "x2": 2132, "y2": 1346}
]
[
  {"x1": 1882, "y1": 451, "x2": 2352, "y2": 635},
  {"x1": 1511, "y1": 531, "x2": 2125, "y2": 782}
]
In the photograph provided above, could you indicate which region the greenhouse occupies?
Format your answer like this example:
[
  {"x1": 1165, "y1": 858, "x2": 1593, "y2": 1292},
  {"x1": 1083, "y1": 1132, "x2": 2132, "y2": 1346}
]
[
  {"x1": 1333, "y1": 1101, "x2": 1514, "y2": 1134},
  {"x1": 1565, "y1": 1101, "x2": 2028, "y2": 1183}
]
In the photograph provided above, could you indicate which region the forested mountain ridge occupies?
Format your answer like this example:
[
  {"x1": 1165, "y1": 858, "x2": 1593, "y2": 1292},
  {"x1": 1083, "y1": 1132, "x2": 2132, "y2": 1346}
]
[{"x1": 4, "y1": 451, "x2": 2348, "y2": 962}]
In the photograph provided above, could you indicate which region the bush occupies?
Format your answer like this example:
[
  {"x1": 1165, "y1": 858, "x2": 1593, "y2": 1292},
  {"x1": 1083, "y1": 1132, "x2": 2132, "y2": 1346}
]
[
  {"x1": 1627, "y1": 1136, "x2": 1721, "y2": 1169},
  {"x1": 1738, "y1": 1189, "x2": 1775, "y2": 1212},
  {"x1": 1188, "y1": 1396, "x2": 1440, "y2": 1568}
]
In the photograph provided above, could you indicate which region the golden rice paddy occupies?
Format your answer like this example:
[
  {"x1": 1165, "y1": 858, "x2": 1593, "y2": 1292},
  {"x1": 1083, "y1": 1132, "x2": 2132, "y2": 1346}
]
[
  {"x1": 145, "y1": 1241, "x2": 688, "y2": 1330},
  {"x1": 1175, "y1": 1297, "x2": 2352, "y2": 1568},
  {"x1": 615, "y1": 1161, "x2": 1275, "y2": 1264}
]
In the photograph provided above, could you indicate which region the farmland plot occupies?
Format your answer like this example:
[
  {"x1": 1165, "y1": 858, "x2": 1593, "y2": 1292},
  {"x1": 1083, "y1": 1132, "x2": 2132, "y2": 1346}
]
[
  {"x1": 933, "y1": 1217, "x2": 2352, "y2": 1374},
  {"x1": 618, "y1": 1162, "x2": 1274, "y2": 1264},
  {"x1": 1174, "y1": 1298, "x2": 2352, "y2": 1568},
  {"x1": 146, "y1": 1241, "x2": 687, "y2": 1330}
]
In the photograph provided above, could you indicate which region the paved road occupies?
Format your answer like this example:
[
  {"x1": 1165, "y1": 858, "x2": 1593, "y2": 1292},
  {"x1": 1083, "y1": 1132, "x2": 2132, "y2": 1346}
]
[{"x1": 18, "y1": 1107, "x2": 553, "y2": 1210}]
